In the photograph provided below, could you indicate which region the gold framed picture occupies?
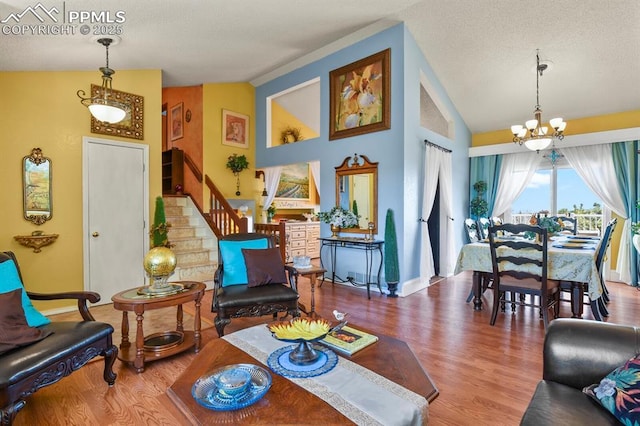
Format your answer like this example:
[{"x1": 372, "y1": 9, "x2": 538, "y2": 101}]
[
  {"x1": 329, "y1": 48, "x2": 391, "y2": 140},
  {"x1": 222, "y1": 109, "x2": 249, "y2": 149},
  {"x1": 170, "y1": 102, "x2": 184, "y2": 141},
  {"x1": 89, "y1": 85, "x2": 144, "y2": 140}
]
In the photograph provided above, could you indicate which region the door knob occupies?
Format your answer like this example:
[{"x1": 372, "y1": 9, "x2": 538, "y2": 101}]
[{"x1": 92, "y1": 232, "x2": 99, "y2": 238}]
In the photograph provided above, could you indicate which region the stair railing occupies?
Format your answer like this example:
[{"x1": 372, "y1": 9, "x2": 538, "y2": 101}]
[{"x1": 204, "y1": 175, "x2": 248, "y2": 238}]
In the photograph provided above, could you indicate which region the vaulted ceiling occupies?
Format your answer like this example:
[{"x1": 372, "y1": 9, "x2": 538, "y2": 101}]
[{"x1": 1, "y1": 0, "x2": 638, "y2": 134}]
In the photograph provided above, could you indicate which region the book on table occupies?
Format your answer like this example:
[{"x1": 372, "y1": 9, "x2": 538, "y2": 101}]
[{"x1": 319, "y1": 325, "x2": 378, "y2": 356}]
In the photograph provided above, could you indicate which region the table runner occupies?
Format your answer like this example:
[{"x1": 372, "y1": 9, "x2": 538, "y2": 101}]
[{"x1": 223, "y1": 325, "x2": 428, "y2": 426}]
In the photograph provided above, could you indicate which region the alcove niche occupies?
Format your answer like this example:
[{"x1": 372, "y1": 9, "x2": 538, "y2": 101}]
[
  {"x1": 419, "y1": 71, "x2": 455, "y2": 140},
  {"x1": 267, "y1": 77, "x2": 320, "y2": 148}
]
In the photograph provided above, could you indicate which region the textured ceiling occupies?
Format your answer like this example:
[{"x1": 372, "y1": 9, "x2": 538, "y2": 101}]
[{"x1": 1, "y1": 0, "x2": 638, "y2": 134}]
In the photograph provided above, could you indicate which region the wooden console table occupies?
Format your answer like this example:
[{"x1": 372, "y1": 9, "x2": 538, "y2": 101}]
[
  {"x1": 319, "y1": 236, "x2": 384, "y2": 299},
  {"x1": 111, "y1": 281, "x2": 205, "y2": 373}
]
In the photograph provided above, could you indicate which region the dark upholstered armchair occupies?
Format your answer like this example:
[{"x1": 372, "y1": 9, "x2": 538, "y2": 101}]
[
  {"x1": 0, "y1": 251, "x2": 117, "y2": 425},
  {"x1": 212, "y1": 233, "x2": 300, "y2": 337}
]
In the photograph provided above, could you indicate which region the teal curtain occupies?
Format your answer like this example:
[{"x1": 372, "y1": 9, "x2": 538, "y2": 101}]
[
  {"x1": 612, "y1": 140, "x2": 639, "y2": 286},
  {"x1": 469, "y1": 155, "x2": 502, "y2": 218}
]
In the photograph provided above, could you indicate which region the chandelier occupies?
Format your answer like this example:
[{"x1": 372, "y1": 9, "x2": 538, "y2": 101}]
[
  {"x1": 77, "y1": 38, "x2": 129, "y2": 124},
  {"x1": 511, "y1": 50, "x2": 567, "y2": 152}
]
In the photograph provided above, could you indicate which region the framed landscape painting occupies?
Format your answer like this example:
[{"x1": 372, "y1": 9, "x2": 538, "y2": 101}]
[
  {"x1": 275, "y1": 163, "x2": 310, "y2": 200},
  {"x1": 329, "y1": 48, "x2": 390, "y2": 140}
]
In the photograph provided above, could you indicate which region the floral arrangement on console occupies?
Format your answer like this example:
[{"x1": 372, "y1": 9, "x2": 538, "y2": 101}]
[{"x1": 317, "y1": 206, "x2": 359, "y2": 229}]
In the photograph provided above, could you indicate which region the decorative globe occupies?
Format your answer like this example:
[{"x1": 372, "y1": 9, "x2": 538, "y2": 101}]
[{"x1": 143, "y1": 247, "x2": 177, "y2": 278}]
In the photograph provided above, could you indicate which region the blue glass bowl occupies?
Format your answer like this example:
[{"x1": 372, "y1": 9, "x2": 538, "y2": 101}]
[{"x1": 192, "y1": 364, "x2": 272, "y2": 411}]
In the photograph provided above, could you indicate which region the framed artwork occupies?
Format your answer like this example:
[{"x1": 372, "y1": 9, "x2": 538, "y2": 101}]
[
  {"x1": 275, "y1": 163, "x2": 310, "y2": 201},
  {"x1": 329, "y1": 48, "x2": 391, "y2": 140},
  {"x1": 170, "y1": 102, "x2": 184, "y2": 141},
  {"x1": 222, "y1": 109, "x2": 249, "y2": 148},
  {"x1": 89, "y1": 84, "x2": 144, "y2": 140}
]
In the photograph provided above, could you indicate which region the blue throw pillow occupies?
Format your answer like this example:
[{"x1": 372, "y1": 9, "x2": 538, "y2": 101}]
[
  {"x1": 0, "y1": 259, "x2": 50, "y2": 327},
  {"x1": 583, "y1": 354, "x2": 640, "y2": 424},
  {"x1": 219, "y1": 238, "x2": 269, "y2": 286}
]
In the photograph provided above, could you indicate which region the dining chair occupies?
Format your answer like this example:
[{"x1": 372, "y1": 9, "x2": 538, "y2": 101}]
[
  {"x1": 488, "y1": 223, "x2": 560, "y2": 329},
  {"x1": 559, "y1": 217, "x2": 616, "y2": 319},
  {"x1": 477, "y1": 217, "x2": 491, "y2": 239},
  {"x1": 464, "y1": 218, "x2": 491, "y2": 303},
  {"x1": 557, "y1": 216, "x2": 578, "y2": 235},
  {"x1": 464, "y1": 218, "x2": 481, "y2": 243}
]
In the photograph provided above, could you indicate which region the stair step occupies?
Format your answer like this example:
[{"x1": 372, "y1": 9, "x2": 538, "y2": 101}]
[
  {"x1": 163, "y1": 197, "x2": 186, "y2": 207},
  {"x1": 175, "y1": 262, "x2": 217, "y2": 282},
  {"x1": 165, "y1": 205, "x2": 188, "y2": 216},
  {"x1": 175, "y1": 249, "x2": 211, "y2": 265},
  {"x1": 168, "y1": 226, "x2": 197, "y2": 238},
  {"x1": 166, "y1": 216, "x2": 191, "y2": 227}
]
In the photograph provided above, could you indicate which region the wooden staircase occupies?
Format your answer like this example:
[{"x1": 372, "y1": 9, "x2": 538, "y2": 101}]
[{"x1": 163, "y1": 196, "x2": 216, "y2": 287}]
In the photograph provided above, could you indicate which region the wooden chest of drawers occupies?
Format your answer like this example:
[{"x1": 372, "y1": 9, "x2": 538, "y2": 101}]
[{"x1": 285, "y1": 222, "x2": 320, "y2": 262}]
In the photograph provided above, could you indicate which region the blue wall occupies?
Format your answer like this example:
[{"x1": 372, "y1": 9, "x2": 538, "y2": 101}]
[{"x1": 255, "y1": 23, "x2": 470, "y2": 294}]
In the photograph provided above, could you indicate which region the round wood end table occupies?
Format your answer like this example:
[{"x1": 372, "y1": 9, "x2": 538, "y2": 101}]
[{"x1": 111, "y1": 281, "x2": 205, "y2": 373}]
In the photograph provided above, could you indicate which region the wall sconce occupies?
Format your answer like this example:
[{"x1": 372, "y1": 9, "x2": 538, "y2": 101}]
[{"x1": 255, "y1": 170, "x2": 268, "y2": 196}]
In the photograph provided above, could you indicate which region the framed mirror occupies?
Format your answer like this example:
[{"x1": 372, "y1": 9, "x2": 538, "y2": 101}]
[
  {"x1": 335, "y1": 154, "x2": 378, "y2": 234},
  {"x1": 23, "y1": 148, "x2": 52, "y2": 225}
]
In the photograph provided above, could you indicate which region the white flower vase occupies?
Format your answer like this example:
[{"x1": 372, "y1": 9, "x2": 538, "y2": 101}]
[{"x1": 633, "y1": 234, "x2": 640, "y2": 254}]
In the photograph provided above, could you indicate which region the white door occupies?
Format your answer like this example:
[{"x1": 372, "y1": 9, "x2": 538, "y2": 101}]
[{"x1": 83, "y1": 137, "x2": 149, "y2": 303}]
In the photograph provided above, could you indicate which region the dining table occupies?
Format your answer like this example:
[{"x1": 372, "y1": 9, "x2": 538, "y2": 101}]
[{"x1": 454, "y1": 234, "x2": 606, "y2": 320}]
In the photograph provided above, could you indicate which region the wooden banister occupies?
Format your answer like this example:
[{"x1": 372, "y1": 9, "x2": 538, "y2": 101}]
[
  {"x1": 204, "y1": 175, "x2": 248, "y2": 238},
  {"x1": 254, "y1": 222, "x2": 287, "y2": 263},
  {"x1": 183, "y1": 152, "x2": 203, "y2": 183}
]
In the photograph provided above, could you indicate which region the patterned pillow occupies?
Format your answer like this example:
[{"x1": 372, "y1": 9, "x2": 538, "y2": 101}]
[{"x1": 583, "y1": 354, "x2": 640, "y2": 424}]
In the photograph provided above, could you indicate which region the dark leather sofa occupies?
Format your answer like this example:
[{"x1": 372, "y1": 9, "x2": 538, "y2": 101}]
[
  {"x1": 0, "y1": 251, "x2": 118, "y2": 425},
  {"x1": 521, "y1": 318, "x2": 640, "y2": 425}
]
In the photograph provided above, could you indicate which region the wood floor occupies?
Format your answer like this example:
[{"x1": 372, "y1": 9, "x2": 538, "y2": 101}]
[{"x1": 13, "y1": 272, "x2": 640, "y2": 425}]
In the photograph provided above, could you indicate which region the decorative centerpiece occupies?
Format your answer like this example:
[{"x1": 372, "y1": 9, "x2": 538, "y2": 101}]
[
  {"x1": 268, "y1": 318, "x2": 332, "y2": 365},
  {"x1": 317, "y1": 206, "x2": 358, "y2": 237},
  {"x1": 527, "y1": 215, "x2": 562, "y2": 240},
  {"x1": 192, "y1": 363, "x2": 272, "y2": 411},
  {"x1": 139, "y1": 197, "x2": 180, "y2": 296}
]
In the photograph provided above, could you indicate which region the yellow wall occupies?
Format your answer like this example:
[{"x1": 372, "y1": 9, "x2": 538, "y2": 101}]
[
  {"x1": 0, "y1": 70, "x2": 162, "y2": 310},
  {"x1": 270, "y1": 100, "x2": 319, "y2": 146},
  {"x1": 472, "y1": 109, "x2": 640, "y2": 146},
  {"x1": 202, "y1": 83, "x2": 259, "y2": 208}
]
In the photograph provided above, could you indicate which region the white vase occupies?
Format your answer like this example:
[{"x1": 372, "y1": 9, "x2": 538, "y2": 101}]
[{"x1": 633, "y1": 234, "x2": 640, "y2": 254}]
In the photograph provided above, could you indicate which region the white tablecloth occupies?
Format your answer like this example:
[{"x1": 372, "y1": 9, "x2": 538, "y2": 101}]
[
  {"x1": 223, "y1": 325, "x2": 428, "y2": 426},
  {"x1": 454, "y1": 240, "x2": 603, "y2": 300}
]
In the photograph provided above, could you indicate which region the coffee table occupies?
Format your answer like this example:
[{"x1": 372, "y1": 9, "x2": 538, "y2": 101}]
[
  {"x1": 111, "y1": 281, "x2": 205, "y2": 373},
  {"x1": 167, "y1": 328, "x2": 438, "y2": 424}
]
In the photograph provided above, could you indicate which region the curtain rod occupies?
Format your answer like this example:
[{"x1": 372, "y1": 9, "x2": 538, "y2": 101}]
[{"x1": 424, "y1": 139, "x2": 451, "y2": 153}]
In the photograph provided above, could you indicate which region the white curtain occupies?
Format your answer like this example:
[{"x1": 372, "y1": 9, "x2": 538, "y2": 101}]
[
  {"x1": 420, "y1": 145, "x2": 454, "y2": 280},
  {"x1": 491, "y1": 152, "x2": 543, "y2": 218},
  {"x1": 438, "y1": 152, "x2": 455, "y2": 277},
  {"x1": 561, "y1": 144, "x2": 630, "y2": 283},
  {"x1": 262, "y1": 166, "x2": 282, "y2": 209}
]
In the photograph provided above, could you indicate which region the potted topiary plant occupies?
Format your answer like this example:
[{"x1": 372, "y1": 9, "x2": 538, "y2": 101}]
[
  {"x1": 384, "y1": 208, "x2": 400, "y2": 297},
  {"x1": 226, "y1": 153, "x2": 249, "y2": 195},
  {"x1": 470, "y1": 180, "x2": 488, "y2": 219}
]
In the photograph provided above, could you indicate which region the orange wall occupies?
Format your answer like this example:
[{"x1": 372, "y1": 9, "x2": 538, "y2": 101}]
[{"x1": 163, "y1": 86, "x2": 204, "y2": 209}]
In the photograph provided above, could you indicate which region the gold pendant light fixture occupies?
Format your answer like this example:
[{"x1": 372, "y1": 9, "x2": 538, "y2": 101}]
[
  {"x1": 77, "y1": 38, "x2": 129, "y2": 124},
  {"x1": 511, "y1": 50, "x2": 567, "y2": 152}
]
